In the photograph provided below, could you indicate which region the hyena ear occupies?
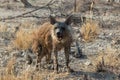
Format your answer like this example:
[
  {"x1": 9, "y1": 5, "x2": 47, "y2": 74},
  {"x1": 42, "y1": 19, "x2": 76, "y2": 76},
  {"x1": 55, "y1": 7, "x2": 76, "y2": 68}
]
[
  {"x1": 65, "y1": 15, "x2": 72, "y2": 25},
  {"x1": 49, "y1": 15, "x2": 56, "y2": 25}
]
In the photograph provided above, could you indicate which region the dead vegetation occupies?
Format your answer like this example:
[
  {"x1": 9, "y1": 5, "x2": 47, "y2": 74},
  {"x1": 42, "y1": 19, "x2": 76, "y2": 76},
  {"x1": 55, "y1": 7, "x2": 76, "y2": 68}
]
[
  {"x1": 0, "y1": 57, "x2": 69, "y2": 80},
  {"x1": 0, "y1": 70, "x2": 68, "y2": 80},
  {"x1": 13, "y1": 28, "x2": 34, "y2": 50},
  {"x1": 6, "y1": 57, "x2": 16, "y2": 74},
  {"x1": 80, "y1": 20, "x2": 100, "y2": 42},
  {"x1": 12, "y1": 20, "x2": 42, "y2": 50},
  {"x1": 92, "y1": 46, "x2": 120, "y2": 74},
  {"x1": 0, "y1": 23, "x2": 8, "y2": 32},
  {"x1": 73, "y1": 0, "x2": 95, "y2": 12}
]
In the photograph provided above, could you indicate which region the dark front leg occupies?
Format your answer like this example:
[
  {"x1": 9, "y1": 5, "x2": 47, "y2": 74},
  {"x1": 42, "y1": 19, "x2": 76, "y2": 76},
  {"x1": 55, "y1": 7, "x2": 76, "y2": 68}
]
[
  {"x1": 53, "y1": 49, "x2": 58, "y2": 73},
  {"x1": 64, "y1": 46, "x2": 74, "y2": 73}
]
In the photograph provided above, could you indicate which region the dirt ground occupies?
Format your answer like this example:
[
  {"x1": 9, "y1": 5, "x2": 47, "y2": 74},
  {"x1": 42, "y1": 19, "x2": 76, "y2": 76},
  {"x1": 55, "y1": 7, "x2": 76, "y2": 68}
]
[{"x1": 0, "y1": 0, "x2": 120, "y2": 80}]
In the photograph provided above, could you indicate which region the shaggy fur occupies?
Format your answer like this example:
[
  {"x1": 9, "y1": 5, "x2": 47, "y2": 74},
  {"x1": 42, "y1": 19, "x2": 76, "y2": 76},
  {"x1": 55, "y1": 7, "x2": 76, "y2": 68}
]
[{"x1": 32, "y1": 16, "x2": 74, "y2": 73}]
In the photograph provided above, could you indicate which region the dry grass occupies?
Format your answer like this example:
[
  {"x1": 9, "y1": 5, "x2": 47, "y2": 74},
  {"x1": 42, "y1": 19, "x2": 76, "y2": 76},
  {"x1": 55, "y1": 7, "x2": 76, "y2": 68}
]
[
  {"x1": 80, "y1": 20, "x2": 100, "y2": 42},
  {"x1": 73, "y1": 0, "x2": 83, "y2": 12},
  {"x1": 12, "y1": 21, "x2": 40, "y2": 50},
  {"x1": 6, "y1": 57, "x2": 16, "y2": 74},
  {"x1": 0, "y1": 70, "x2": 68, "y2": 80},
  {"x1": 73, "y1": 0, "x2": 96, "y2": 13},
  {"x1": 0, "y1": 57, "x2": 69, "y2": 80},
  {"x1": 0, "y1": 57, "x2": 16, "y2": 80},
  {"x1": 92, "y1": 46, "x2": 120, "y2": 73},
  {"x1": 20, "y1": 21, "x2": 37, "y2": 29},
  {"x1": 13, "y1": 28, "x2": 34, "y2": 50},
  {"x1": 0, "y1": 23, "x2": 8, "y2": 32}
]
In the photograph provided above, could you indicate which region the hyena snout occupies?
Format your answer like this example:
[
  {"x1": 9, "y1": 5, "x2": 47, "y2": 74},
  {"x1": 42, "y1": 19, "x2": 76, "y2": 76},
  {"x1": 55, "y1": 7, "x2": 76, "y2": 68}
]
[
  {"x1": 56, "y1": 30, "x2": 63, "y2": 38},
  {"x1": 55, "y1": 26, "x2": 66, "y2": 40}
]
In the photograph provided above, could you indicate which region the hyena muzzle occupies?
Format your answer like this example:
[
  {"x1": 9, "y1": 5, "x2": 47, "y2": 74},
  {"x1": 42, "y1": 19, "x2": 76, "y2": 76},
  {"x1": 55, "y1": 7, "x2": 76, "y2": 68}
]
[{"x1": 32, "y1": 15, "x2": 74, "y2": 73}]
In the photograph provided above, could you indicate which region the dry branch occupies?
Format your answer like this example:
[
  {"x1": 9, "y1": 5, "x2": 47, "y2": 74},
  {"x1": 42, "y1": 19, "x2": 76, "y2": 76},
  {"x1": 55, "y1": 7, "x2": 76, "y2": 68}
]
[
  {"x1": 0, "y1": 0, "x2": 54, "y2": 21},
  {"x1": 21, "y1": 0, "x2": 33, "y2": 8},
  {"x1": 74, "y1": 0, "x2": 77, "y2": 12}
]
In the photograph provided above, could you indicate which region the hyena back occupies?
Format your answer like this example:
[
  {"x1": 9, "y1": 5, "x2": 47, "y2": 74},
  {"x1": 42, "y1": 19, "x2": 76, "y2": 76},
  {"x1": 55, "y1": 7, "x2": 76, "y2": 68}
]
[{"x1": 32, "y1": 15, "x2": 74, "y2": 73}]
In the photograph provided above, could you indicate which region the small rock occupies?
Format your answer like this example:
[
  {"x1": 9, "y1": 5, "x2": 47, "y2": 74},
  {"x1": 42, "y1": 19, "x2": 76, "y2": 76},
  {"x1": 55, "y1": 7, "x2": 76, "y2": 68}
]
[
  {"x1": 109, "y1": 33, "x2": 112, "y2": 36},
  {"x1": 84, "y1": 60, "x2": 91, "y2": 66},
  {"x1": 98, "y1": 33, "x2": 105, "y2": 39}
]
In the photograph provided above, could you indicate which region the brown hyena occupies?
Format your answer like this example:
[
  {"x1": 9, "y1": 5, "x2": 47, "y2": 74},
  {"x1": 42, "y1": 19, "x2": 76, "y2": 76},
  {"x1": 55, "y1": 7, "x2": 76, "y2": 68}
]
[{"x1": 32, "y1": 15, "x2": 74, "y2": 73}]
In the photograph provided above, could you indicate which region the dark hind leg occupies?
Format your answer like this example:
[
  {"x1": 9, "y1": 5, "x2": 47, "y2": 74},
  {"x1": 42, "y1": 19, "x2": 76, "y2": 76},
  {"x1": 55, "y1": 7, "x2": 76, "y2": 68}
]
[
  {"x1": 33, "y1": 43, "x2": 44, "y2": 69},
  {"x1": 36, "y1": 51, "x2": 45, "y2": 70}
]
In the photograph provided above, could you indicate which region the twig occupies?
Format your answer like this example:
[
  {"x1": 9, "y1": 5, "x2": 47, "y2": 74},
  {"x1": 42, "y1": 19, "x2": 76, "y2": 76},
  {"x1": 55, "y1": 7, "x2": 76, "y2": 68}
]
[
  {"x1": 22, "y1": 15, "x2": 48, "y2": 19},
  {"x1": 74, "y1": 0, "x2": 77, "y2": 12},
  {"x1": 0, "y1": 0, "x2": 54, "y2": 21}
]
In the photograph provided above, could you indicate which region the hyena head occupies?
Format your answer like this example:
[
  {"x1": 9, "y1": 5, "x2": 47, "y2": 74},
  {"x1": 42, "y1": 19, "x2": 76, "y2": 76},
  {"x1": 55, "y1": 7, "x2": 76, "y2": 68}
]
[{"x1": 50, "y1": 15, "x2": 72, "y2": 41}]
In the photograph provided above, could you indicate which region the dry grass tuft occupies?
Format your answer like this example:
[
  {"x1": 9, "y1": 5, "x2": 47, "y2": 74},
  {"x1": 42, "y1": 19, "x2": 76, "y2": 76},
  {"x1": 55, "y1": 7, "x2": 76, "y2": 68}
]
[
  {"x1": 73, "y1": 0, "x2": 96, "y2": 13},
  {"x1": 0, "y1": 57, "x2": 16, "y2": 80},
  {"x1": 92, "y1": 47, "x2": 120, "y2": 73},
  {"x1": 0, "y1": 61, "x2": 69, "y2": 80},
  {"x1": 6, "y1": 57, "x2": 16, "y2": 74},
  {"x1": 20, "y1": 21, "x2": 37, "y2": 29},
  {"x1": 0, "y1": 73, "x2": 17, "y2": 80},
  {"x1": 13, "y1": 28, "x2": 34, "y2": 50},
  {"x1": 0, "y1": 55, "x2": 69, "y2": 80},
  {"x1": 0, "y1": 23, "x2": 8, "y2": 32},
  {"x1": 73, "y1": 0, "x2": 83, "y2": 12},
  {"x1": 12, "y1": 20, "x2": 39, "y2": 50},
  {"x1": 80, "y1": 20, "x2": 100, "y2": 42}
]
